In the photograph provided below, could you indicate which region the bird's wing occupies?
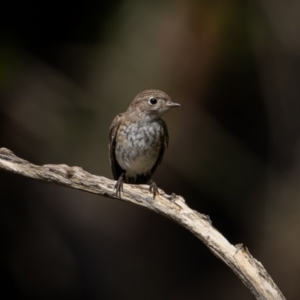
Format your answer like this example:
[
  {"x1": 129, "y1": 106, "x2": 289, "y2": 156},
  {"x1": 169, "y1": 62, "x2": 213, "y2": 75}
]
[
  {"x1": 108, "y1": 113, "x2": 124, "y2": 180},
  {"x1": 149, "y1": 119, "x2": 169, "y2": 177}
]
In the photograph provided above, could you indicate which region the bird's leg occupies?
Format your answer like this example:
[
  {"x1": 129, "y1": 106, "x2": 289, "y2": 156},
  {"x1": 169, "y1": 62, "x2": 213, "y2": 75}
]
[
  {"x1": 114, "y1": 174, "x2": 124, "y2": 198},
  {"x1": 149, "y1": 179, "x2": 159, "y2": 199}
]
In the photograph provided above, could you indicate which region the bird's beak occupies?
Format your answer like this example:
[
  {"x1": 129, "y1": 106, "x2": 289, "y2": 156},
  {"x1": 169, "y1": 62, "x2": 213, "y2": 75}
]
[{"x1": 166, "y1": 101, "x2": 181, "y2": 108}]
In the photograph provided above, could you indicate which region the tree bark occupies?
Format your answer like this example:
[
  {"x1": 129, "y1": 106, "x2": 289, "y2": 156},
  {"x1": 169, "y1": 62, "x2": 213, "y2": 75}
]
[{"x1": 0, "y1": 147, "x2": 285, "y2": 300}]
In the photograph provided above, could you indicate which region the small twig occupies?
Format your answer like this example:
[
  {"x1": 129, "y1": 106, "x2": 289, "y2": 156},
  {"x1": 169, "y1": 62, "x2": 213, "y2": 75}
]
[{"x1": 0, "y1": 147, "x2": 285, "y2": 300}]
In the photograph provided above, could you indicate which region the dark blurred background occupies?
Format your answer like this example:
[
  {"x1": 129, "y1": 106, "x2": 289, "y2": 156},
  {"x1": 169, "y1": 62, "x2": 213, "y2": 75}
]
[{"x1": 1, "y1": 0, "x2": 300, "y2": 299}]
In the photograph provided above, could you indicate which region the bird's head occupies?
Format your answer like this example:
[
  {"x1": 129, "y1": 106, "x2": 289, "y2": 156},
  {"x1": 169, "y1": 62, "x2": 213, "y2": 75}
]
[{"x1": 127, "y1": 89, "x2": 180, "y2": 118}]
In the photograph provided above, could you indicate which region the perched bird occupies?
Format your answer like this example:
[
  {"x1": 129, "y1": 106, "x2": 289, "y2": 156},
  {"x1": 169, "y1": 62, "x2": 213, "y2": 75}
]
[{"x1": 109, "y1": 89, "x2": 180, "y2": 198}]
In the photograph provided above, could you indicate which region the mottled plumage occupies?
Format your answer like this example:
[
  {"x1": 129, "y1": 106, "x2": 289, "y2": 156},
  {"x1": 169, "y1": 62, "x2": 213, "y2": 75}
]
[{"x1": 109, "y1": 89, "x2": 180, "y2": 197}]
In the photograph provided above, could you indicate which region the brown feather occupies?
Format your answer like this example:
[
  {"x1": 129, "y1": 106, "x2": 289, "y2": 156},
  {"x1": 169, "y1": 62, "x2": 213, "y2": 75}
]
[
  {"x1": 109, "y1": 113, "x2": 124, "y2": 180},
  {"x1": 108, "y1": 89, "x2": 179, "y2": 185}
]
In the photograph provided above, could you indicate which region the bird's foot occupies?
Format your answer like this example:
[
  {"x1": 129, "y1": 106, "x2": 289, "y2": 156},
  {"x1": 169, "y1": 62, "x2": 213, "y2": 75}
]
[
  {"x1": 149, "y1": 180, "x2": 159, "y2": 199},
  {"x1": 114, "y1": 174, "x2": 124, "y2": 198}
]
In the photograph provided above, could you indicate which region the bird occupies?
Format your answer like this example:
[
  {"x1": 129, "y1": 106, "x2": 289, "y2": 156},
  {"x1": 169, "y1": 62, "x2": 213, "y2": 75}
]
[{"x1": 109, "y1": 89, "x2": 180, "y2": 198}]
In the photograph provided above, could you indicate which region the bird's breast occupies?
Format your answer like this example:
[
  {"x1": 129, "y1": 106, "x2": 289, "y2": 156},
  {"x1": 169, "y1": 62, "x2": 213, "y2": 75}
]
[{"x1": 115, "y1": 120, "x2": 163, "y2": 176}]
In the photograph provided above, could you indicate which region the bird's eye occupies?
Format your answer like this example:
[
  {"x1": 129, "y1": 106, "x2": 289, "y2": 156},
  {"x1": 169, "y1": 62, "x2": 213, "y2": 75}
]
[{"x1": 149, "y1": 97, "x2": 157, "y2": 105}]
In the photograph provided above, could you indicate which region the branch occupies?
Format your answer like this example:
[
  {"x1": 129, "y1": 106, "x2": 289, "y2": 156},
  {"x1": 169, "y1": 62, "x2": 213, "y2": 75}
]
[{"x1": 0, "y1": 147, "x2": 285, "y2": 300}]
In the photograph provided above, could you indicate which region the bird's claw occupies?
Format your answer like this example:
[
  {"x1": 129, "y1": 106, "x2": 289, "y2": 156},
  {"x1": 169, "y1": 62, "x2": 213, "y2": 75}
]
[
  {"x1": 149, "y1": 180, "x2": 159, "y2": 199},
  {"x1": 114, "y1": 174, "x2": 124, "y2": 198}
]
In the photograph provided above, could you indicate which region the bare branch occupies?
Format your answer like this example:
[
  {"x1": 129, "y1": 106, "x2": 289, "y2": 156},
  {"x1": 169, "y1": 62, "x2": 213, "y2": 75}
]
[{"x1": 0, "y1": 147, "x2": 285, "y2": 300}]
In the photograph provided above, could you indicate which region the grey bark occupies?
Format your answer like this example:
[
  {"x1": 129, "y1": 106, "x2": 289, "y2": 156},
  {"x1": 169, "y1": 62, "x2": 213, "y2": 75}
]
[{"x1": 0, "y1": 147, "x2": 285, "y2": 300}]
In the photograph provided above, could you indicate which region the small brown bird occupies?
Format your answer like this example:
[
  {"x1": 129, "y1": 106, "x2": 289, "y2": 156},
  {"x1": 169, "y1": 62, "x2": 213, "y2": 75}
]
[{"x1": 109, "y1": 89, "x2": 180, "y2": 198}]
